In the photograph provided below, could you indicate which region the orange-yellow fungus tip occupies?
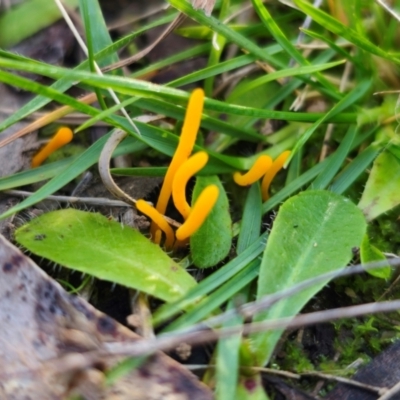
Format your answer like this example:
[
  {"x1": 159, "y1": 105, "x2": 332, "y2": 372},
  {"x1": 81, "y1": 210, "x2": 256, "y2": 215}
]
[
  {"x1": 233, "y1": 155, "x2": 273, "y2": 186},
  {"x1": 151, "y1": 88, "x2": 205, "y2": 236},
  {"x1": 136, "y1": 199, "x2": 175, "y2": 250},
  {"x1": 31, "y1": 127, "x2": 74, "y2": 168},
  {"x1": 176, "y1": 184, "x2": 219, "y2": 241},
  {"x1": 172, "y1": 151, "x2": 209, "y2": 220},
  {"x1": 261, "y1": 150, "x2": 291, "y2": 201}
]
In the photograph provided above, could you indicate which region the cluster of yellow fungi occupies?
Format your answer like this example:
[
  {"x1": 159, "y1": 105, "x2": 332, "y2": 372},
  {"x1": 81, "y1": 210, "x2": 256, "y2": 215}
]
[
  {"x1": 31, "y1": 89, "x2": 291, "y2": 250},
  {"x1": 233, "y1": 150, "x2": 291, "y2": 201},
  {"x1": 136, "y1": 88, "x2": 219, "y2": 250}
]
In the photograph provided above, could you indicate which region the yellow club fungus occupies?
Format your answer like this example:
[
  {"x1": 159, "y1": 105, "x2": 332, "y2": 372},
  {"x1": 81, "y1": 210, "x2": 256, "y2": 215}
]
[
  {"x1": 172, "y1": 151, "x2": 209, "y2": 220},
  {"x1": 151, "y1": 88, "x2": 205, "y2": 243},
  {"x1": 136, "y1": 199, "x2": 175, "y2": 250},
  {"x1": 176, "y1": 184, "x2": 219, "y2": 241},
  {"x1": 32, "y1": 127, "x2": 73, "y2": 168},
  {"x1": 233, "y1": 155, "x2": 273, "y2": 186},
  {"x1": 261, "y1": 150, "x2": 291, "y2": 201}
]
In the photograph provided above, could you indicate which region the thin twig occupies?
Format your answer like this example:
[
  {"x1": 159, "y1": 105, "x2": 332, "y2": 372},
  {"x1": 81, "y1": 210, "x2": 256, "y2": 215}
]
[
  {"x1": 104, "y1": 299, "x2": 400, "y2": 358},
  {"x1": 98, "y1": 128, "x2": 181, "y2": 228},
  {"x1": 5, "y1": 259, "x2": 400, "y2": 380},
  {"x1": 377, "y1": 380, "x2": 400, "y2": 400},
  {"x1": 5, "y1": 190, "x2": 136, "y2": 208},
  {"x1": 301, "y1": 371, "x2": 387, "y2": 396}
]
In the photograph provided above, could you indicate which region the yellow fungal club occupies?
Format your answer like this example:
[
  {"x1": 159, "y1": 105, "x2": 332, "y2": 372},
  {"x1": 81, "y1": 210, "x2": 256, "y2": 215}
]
[
  {"x1": 261, "y1": 150, "x2": 291, "y2": 201},
  {"x1": 32, "y1": 127, "x2": 73, "y2": 168},
  {"x1": 151, "y1": 88, "x2": 205, "y2": 243},
  {"x1": 233, "y1": 155, "x2": 272, "y2": 186},
  {"x1": 136, "y1": 200, "x2": 175, "y2": 250},
  {"x1": 176, "y1": 184, "x2": 219, "y2": 241},
  {"x1": 172, "y1": 151, "x2": 209, "y2": 220}
]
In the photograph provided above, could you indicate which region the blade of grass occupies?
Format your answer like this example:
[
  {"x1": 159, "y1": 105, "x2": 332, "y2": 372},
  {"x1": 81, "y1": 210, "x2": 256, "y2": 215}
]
[
  {"x1": 229, "y1": 60, "x2": 345, "y2": 101},
  {"x1": 237, "y1": 183, "x2": 262, "y2": 254},
  {"x1": 294, "y1": 0, "x2": 400, "y2": 63},
  {"x1": 310, "y1": 125, "x2": 357, "y2": 190},
  {"x1": 0, "y1": 132, "x2": 143, "y2": 219},
  {"x1": 330, "y1": 144, "x2": 382, "y2": 195},
  {"x1": 0, "y1": 57, "x2": 358, "y2": 123},
  {"x1": 152, "y1": 232, "x2": 268, "y2": 326},
  {"x1": 162, "y1": 259, "x2": 261, "y2": 332},
  {"x1": 288, "y1": 79, "x2": 372, "y2": 161},
  {"x1": 251, "y1": 0, "x2": 340, "y2": 95},
  {"x1": 0, "y1": 137, "x2": 145, "y2": 191},
  {"x1": 0, "y1": 12, "x2": 177, "y2": 133}
]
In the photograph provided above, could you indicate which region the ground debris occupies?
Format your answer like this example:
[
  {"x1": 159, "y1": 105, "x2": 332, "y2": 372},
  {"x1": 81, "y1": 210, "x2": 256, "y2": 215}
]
[{"x1": 0, "y1": 234, "x2": 213, "y2": 400}]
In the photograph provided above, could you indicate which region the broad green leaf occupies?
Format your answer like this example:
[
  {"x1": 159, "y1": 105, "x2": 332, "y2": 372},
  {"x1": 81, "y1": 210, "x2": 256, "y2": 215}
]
[
  {"x1": 252, "y1": 190, "x2": 366, "y2": 365},
  {"x1": 360, "y1": 235, "x2": 390, "y2": 279},
  {"x1": 358, "y1": 150, "x2": 400, "y2": 221},
  {"x1": 15, "y1": 209, "x2": 196, "y2": 302},
  {"x1": 190, "y1": 176, "x2": 232, "y2": 268}
]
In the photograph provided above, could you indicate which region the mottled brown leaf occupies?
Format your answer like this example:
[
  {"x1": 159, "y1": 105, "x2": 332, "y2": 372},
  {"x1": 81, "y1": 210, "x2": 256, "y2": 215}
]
[{"x1": 0, "y1": 234, "x2": 213, "y2": 400}]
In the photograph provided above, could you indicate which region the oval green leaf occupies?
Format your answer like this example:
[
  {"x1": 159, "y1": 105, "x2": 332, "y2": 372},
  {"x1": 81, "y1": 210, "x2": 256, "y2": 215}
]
[
  {"x1": 358, "y1": 150, "x2": 400, "y2": 221},
  {"x1": 360, "y1": 234, "x2": 391, "y2": 280},
  {"x1": 251, "y1": 190, "x2": 367, "y2": 365},
  {"x1": 15, "y1": 209, "x2": 196, "y2": 302},
  {"x1": 190, "y1": 175, "x2": 232, "y2": 268}
]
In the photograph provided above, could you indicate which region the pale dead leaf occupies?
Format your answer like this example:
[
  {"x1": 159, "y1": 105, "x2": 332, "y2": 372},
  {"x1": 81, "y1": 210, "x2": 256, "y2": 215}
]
[
  {"x1": 0, "y1": 234, "x2": 213, "y2": 400},
  {"x1": 191, "y1": 0, "x2": 216, "y2": 16}
]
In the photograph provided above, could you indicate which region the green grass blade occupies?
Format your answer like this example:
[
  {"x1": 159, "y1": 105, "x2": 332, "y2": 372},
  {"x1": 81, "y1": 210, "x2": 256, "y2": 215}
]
[
  {"x1": 0, "y1": 133, "x2": 142, "y2": 220},
  {"x1": 0, "y1": 137, "x2": 145, "y2": 191},
  {"x1": 0, "y1": 13, "x2": 176, "y2": 133},
  {"x1": 152, "y1": 232, "x2": 268, "y2": 326},
  {"x1": 230, "y1": 59, "x2": 345, "y2": 101},
  {"x1": 331, "y1": 144, "x2": 382, "y2": 195},
  {"x1": 251, "y1": 0, "x2": 339, "y2": 94},
  {"x1": 310, "y1": 125, "x2": 357, "y2": 190},
  {"x1": 237, "y1": 183, "x2": 262, "y2": 254},
  {"x1": 163, "y1": 259, "x2": 260, "y2": 332},
  {"x1": 215, "y1": 298, "x2": 244, "y2": 400},
  {"x1": 289, "y1": 79, "x2": 372, "y2": 160},
  {"x1": 294, "y1": 0, "x2": 400, "y2": 63},
  {"x1": 0, "y1": 57, "x2": 358, "y2": 123}
]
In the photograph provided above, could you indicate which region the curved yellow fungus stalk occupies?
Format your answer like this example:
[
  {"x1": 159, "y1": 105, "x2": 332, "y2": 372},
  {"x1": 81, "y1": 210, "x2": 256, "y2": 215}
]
[
  {"x1": 176, "y1": 184, "x2": 219, "y2": 241},
  {"x1": 31, "y1": 127, "x2": 73, "y2": 168},
  {"x1": 261, "y1": 150, "x2": 291, "y2": 201},
  {"x1": 172, "y1": 151, "x2": 209, "y2": 220},
  {"x1": 151, "y1": 88, "x2": 205, "y2": 242},
  {"x1": 233, "y1": 155, "x2": 273, "y2": 186},
  {"x1": 136, "y1": 200, "x2": 175, "y2": 250}
]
